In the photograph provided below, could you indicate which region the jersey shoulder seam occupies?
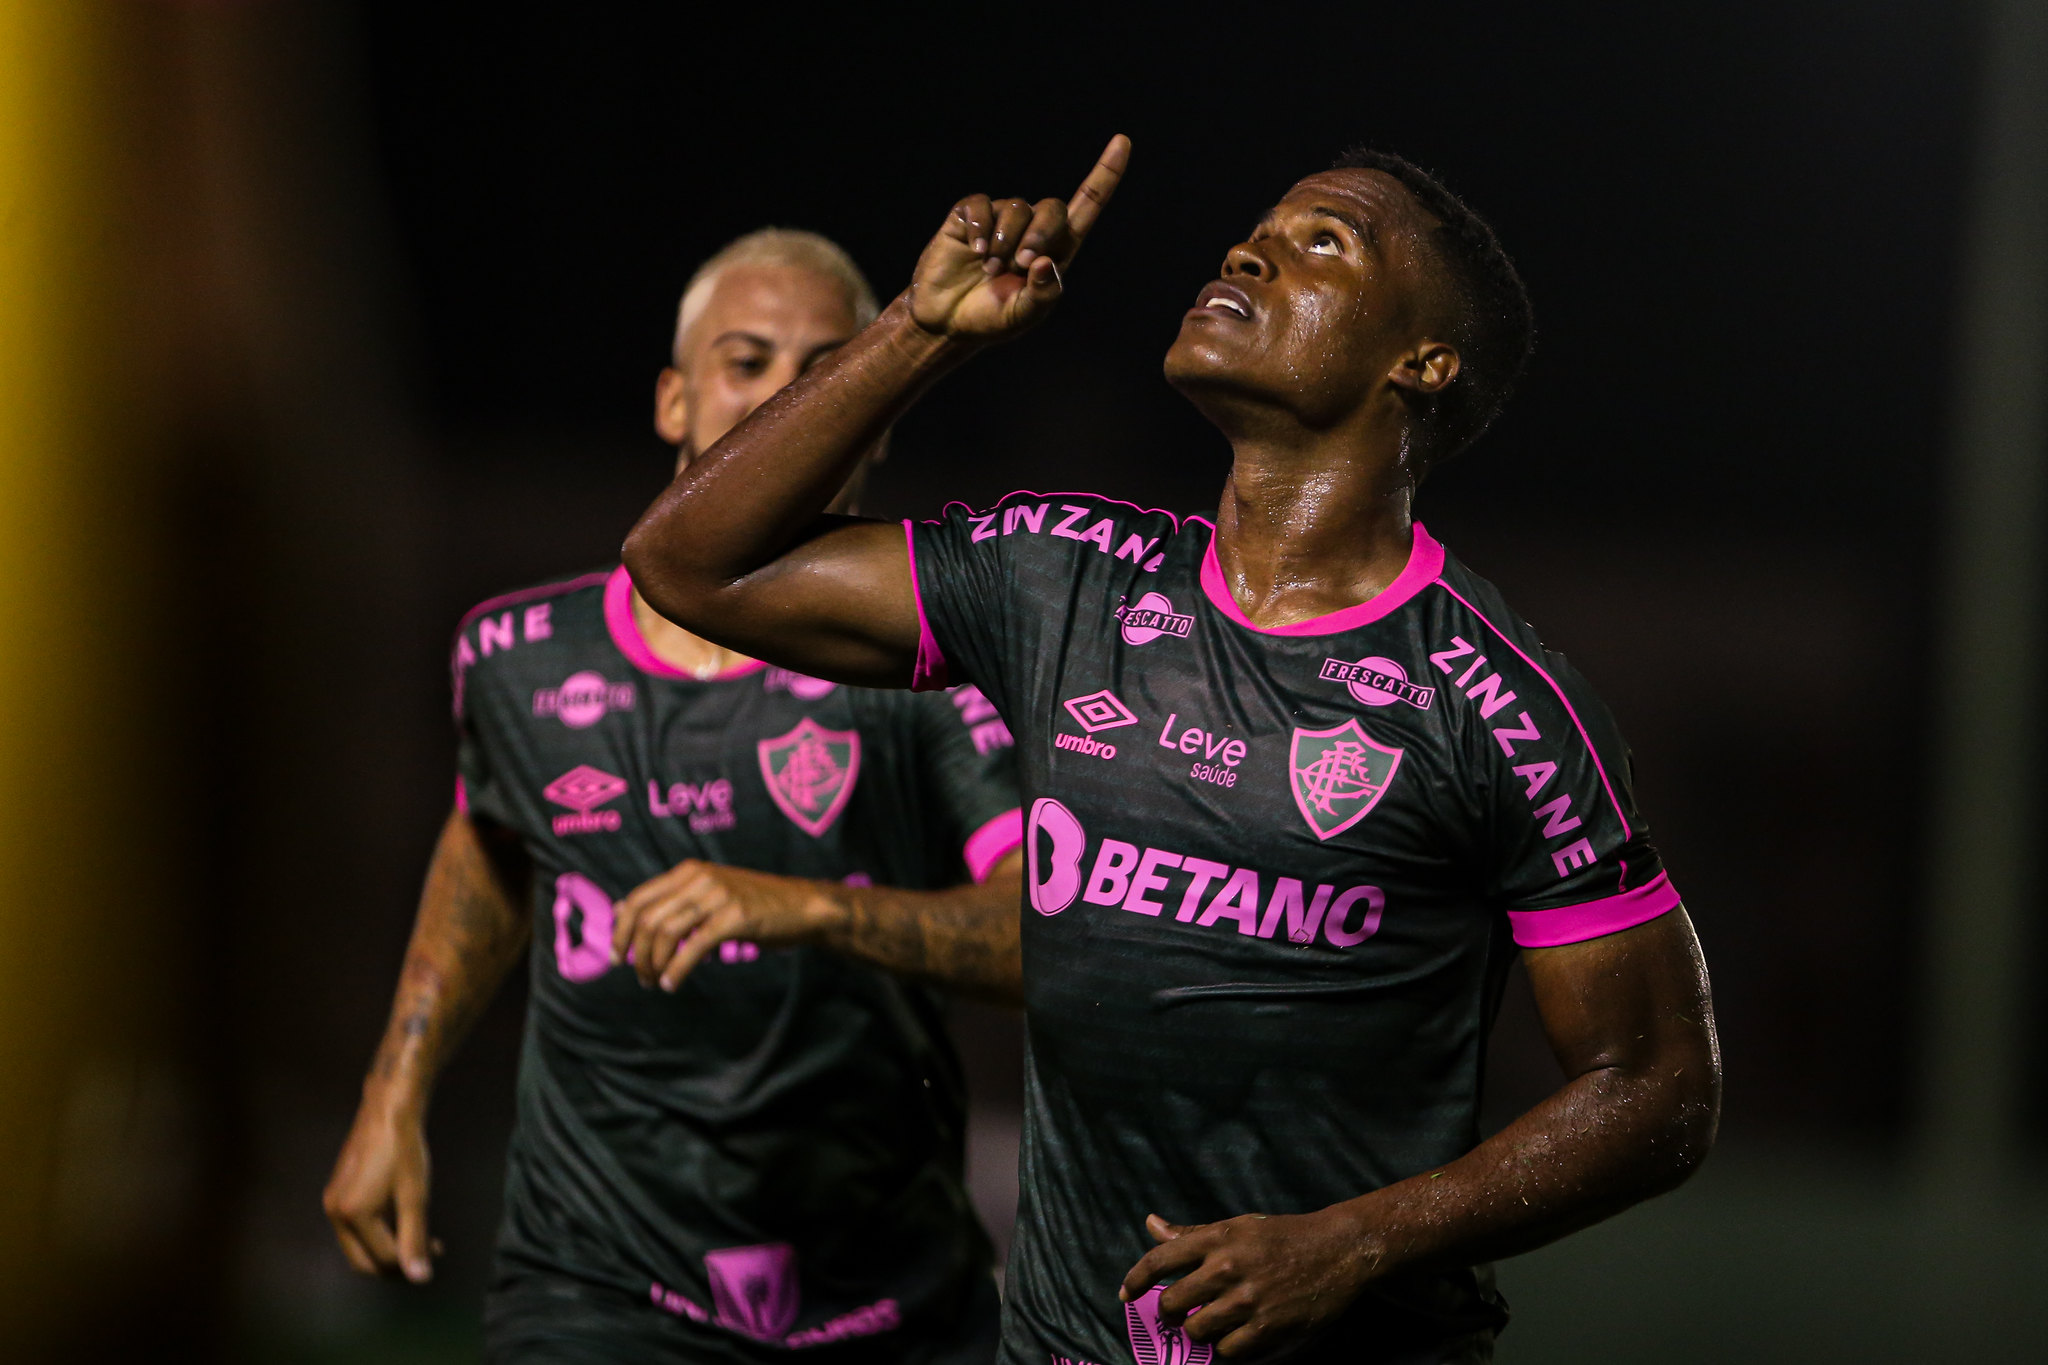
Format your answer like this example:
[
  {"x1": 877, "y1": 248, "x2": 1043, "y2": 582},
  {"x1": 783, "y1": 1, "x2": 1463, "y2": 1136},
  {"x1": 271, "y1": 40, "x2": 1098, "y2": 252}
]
[
  {"x1": 455, "y1": 568, "x2": 613, "y2": 634},
  {"x1": 1426, "y1": 574, "x2": 1633, "y2": 839}
]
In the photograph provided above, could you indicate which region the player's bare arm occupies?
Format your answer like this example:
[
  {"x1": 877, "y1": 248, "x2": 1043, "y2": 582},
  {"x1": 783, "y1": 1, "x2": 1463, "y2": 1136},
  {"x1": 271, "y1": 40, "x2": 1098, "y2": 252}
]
[
  {"x1": 323, "y1": 809, "x2": 531, "y2": 1284},
  {"x1": 611, "y1": 850, "x2": 1025, "y2": 1006},
  {"x1": 1120, "y1": 908, "x2": 1719, "y2": 1359},
  {"x1": 621, "y1": 136, "x2": 1131, "y2": 684}
]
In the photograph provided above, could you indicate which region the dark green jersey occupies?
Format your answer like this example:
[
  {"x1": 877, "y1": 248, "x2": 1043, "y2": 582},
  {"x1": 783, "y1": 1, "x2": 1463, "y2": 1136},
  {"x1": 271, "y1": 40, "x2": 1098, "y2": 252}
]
[
  {"x1": 452, "y1": 566, "x2": 1022, "y2": 1353},
  {"x1": 906, "y1": 493, "x2": 1682, "y2": 1365}
]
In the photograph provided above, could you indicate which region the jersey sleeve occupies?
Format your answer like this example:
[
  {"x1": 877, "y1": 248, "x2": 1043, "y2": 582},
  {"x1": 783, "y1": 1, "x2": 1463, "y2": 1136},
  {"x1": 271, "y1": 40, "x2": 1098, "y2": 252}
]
[
  {"x1": 908, "y1": 685, "x2": 1023, "y2": 883},
  {"x1": 1471, "y1": 644, "x2": 1683, "y2": 949},
  {"x1": 450, "y1": 624, "x2": 512, "y2": 828},
  {"x1": 902, "y1": 504, "x2": 1017, "y2": 704}
]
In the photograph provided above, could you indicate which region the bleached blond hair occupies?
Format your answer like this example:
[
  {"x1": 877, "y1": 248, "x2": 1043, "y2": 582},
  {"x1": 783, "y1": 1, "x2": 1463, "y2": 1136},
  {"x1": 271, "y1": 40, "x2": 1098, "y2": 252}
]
[{"x1": 671, "y1": 228, "x2": 879, "y2": 365}]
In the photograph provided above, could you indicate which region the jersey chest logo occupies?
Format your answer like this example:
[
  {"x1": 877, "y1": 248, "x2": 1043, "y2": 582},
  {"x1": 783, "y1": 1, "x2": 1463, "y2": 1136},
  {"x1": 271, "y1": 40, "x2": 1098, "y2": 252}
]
[
  {"x1": 1126, "y1": 1285, "x2": 1212, "y2": 1365},
  {"x1": 1289, "y1": 719, "x2": 1403, "y2": 841},
  {"x1": 756, "y1": 717, "x2": 860, "y2": 837}
]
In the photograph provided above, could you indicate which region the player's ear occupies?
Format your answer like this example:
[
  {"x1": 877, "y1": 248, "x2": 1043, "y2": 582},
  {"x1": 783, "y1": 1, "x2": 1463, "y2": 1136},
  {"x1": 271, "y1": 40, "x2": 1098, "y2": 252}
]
[
  {"x1": 654, "y1": 367, "x2": 691, "y2": 448},
  {"x1": 1387, "y1": 342, "x2": 1460, "y2": 396}
]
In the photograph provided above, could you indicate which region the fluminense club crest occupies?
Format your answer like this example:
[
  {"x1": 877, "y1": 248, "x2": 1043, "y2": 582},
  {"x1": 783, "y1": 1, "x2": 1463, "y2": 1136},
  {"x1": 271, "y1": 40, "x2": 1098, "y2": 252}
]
[
  {"x1": 756, "y1": 717, "x2": 860, "y2": 837},
  {"x1": 1289, "y1": 718, "x2": 1403, "y2": 842}
]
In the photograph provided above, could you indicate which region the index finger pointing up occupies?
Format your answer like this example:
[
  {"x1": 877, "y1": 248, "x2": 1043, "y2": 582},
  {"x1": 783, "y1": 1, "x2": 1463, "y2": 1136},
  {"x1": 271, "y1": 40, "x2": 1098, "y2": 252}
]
[{"x1": 1063, "y1": 134, "x2": 1131, "y2": 252}]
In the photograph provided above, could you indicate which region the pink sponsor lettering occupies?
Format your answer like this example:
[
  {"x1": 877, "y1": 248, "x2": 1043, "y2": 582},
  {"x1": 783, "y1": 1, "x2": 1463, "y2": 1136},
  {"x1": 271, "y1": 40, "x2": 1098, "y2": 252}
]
[
  {"x1": 1532, "y1": 793, "x2": 1582, "y2": 838},
  {"x1": 1084, "y1": 839, "x2": 1141, "y2": 904},
  {"x1": 1004, "y1": 502, "x2": 1048, "y2": 534},
  {"x1": 1197, "y1": 868, "x2": 1261, "y2": 933},
  {"x1": 1323, "y1": 885, "x2": 1385, "y2": 947},
  {"x1": 1257, "y1": 878, "x2": 1335, "y2": 943},
  {"x1": 1175, "y1": 858, "x2": 1229, "y2": 922},
  {"x1": 1513, "y1": 760, "x2": 1557, "y2": 797},
  {"x1": 478, "y1": 612, "x2": 515, "y2": 657},
  {"x1": 1075, "y1": 517, "x2": 1116, "y2": 551},
  {"x1": 1027, "y1": 802, "x2": 1384, "y2": 950},
  {"x1": 784, "y1": 1298, "x2": 902, "y2": 1348},
  {"x1": 523, "y1": 603, "x2": 552, "y2": 641},
  {"x1": 1492, "y1": 712, "x2": 1542, "y2": 757},
  {"x1": 1028, "y1": 798, "x2": 1087, "y2": 915},
  {"x1": 1552, "y1": 837, "x2": 1598, "y2": 877},
  {"x1": 1049, "y1": 504, "x2": 1092, "y2": 539},
  {"x1": 649, "y1": 1280, "x2": 710, "y2": 1322},
  {"x1": 1115, "y1": 532, "x2": 1161, "y2": 563},
  {"x1": 1121, "y1": 848, "x2": 1183, "y2": 916}
]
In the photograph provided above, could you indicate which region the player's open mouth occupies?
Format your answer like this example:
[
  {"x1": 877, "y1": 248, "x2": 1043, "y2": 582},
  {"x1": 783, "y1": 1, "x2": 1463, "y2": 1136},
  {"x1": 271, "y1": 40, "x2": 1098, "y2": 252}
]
[{"x1": 1190, "y1": 282, "x2": 1253, "y2": 321}]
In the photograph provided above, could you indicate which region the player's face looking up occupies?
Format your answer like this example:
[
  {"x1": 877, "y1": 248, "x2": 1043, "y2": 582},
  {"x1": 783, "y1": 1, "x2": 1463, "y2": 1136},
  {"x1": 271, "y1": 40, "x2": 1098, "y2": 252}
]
[
  {"x1": 1164, "y1": 169, "x2": 1463, "y2": 464},
  {"x1": 654, "y1": 263, "x2": 860, "y2": 466}
]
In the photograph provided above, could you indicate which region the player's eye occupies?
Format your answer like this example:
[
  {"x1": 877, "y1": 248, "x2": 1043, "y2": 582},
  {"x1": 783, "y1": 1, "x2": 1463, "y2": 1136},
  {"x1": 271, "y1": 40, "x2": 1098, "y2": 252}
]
[
  {"x1": 728, "y1": 354, "x2": 768, "y2": 377},
  {"x1": 1308, "y1": 231, "x2": 1342, "y2": 256}
]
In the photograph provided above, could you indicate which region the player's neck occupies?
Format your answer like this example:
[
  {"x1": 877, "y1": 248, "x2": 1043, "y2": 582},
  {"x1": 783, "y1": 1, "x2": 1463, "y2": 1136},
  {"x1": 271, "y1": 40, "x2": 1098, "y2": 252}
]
[
  {"x1": 630, "y1": 587, "x2": 757, "y2": 679},
  {"x1": 1210, "y1": 431, "x2": 1418, "y2": 629}
]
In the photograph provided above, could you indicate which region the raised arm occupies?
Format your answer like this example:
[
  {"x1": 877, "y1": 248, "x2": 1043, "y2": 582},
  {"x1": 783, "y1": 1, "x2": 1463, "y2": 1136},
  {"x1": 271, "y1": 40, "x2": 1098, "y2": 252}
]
[
  {"x1": 1120, "y1": 908, "x2": 1721, "y2": 1359},
  {"x1": 323, "y1": 809, "x2": 532, "y2": 1283},
  {"x1": 621, "y1": 136, "x2": 1130, "y2": 687},
  {"x1": 610, "y1": 853, "x2": 1025, "y2": 1007}
]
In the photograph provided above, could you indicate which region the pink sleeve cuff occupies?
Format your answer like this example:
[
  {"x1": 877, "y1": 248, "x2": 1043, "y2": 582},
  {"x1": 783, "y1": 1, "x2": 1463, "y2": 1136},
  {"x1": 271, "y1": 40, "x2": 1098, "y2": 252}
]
[
  {"x1": 454, "y1": 774, "x2": 469, "y2": 815},
  {"x1": 1507, "y1": 872, "x2": 1681, "y2": 948},
  {"x1": 963, "y1": 808, "x2": 1024, "y2": 883},
  {"x1": 902, "y1": 520, "x2": 949, "y2": 692}
]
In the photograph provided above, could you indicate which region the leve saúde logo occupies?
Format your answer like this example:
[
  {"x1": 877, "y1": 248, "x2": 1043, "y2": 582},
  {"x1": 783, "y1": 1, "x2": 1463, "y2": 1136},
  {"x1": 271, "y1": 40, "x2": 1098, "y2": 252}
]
[
  {"x1": 1117, "y1": 591, "x2": 1193, "y2": 647},
  {"x1": 543, "y1": 764, "x2": 628, "y2": 836},
  {"x1": 1289, "y1": 719, "x2": 1404, "y2": 841},
  {"x1": 756, "y1": 717, "x2": 860, "y2": 837}
]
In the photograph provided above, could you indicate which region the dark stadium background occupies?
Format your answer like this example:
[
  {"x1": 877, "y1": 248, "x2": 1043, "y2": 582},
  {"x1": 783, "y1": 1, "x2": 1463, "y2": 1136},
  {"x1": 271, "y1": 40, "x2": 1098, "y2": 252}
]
[{"x1": 4, "y1": 1, "x2": 2044, "y2": 1360}]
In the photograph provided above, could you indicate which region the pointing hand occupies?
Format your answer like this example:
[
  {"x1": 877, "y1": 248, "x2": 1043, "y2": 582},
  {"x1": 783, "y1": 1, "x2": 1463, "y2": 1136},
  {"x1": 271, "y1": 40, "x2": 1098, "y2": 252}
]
[{"x1": 907, "y1": 134, "x2": 1130, "y2": 343}]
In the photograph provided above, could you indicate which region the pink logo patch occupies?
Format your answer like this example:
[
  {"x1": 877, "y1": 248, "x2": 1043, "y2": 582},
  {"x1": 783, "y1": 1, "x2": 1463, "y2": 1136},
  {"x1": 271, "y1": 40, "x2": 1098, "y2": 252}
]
[
  {"x1": 1125, "y1": 1286, "x2": 1212, "y2": 1365},
  {"x1": 765, "y1": 667, "x2": 837, "y2": 700},
  {"x1": 1318, "y1": 655, "x2": 1435, "y2": 710},
  {"x1": 1289, "y1": 719, "x2": 1403, "y2": 842},
  {"x1": 1117, "y1": 591, "x2": 1193, "y2": 646},
  {"x1": 543, "y1": 764, "x2": 628, "y2": 836},
  {"x1": 532, "y1": 670, "x2": 636, "y2": 728},
  {"x1": 756, "y1": 718, "x2": 860, "y2": 837},
  {"x1": 550, "y1": 872, "x2": 613, "y2": 981},
  {"x1": 705, "y1": 1242, "x2": 800, "y2": 1342}
]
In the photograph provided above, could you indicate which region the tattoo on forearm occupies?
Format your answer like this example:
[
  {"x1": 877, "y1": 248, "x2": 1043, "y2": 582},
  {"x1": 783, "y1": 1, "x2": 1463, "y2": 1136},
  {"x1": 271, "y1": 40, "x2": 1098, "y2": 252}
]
[
  {"x1": 838, "y1": 877, "x2": 1020, "y2": 1003},
  {"x1": 369, "y1": 815, "x2": 531, "y2": 1090}
]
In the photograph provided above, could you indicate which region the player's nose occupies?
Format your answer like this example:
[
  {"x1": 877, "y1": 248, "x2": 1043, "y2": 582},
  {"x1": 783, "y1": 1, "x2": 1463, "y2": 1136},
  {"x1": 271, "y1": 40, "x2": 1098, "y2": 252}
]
[{"x1": 1222, "y1": 240, "x2": 1271, "y2": 282}]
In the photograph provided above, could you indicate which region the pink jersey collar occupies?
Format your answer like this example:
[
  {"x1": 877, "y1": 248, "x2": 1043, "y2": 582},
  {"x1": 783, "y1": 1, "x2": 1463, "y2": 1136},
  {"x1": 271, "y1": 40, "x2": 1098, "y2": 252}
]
[
  {"x1": 604, "y1": 566, "x2": 767, "y2": 682},
  {"x1": 1196, "y1": 521, "x2": 1445, "y2": 637}
]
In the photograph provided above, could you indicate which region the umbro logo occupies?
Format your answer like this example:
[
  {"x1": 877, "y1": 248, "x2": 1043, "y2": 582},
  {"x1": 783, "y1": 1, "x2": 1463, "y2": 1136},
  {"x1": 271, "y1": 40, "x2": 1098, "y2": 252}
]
[
  {"x1": 1058, "y1": 689, "x2": 1137, "y2": 762},
  {"x1": 544, "y1": 764, "x2": 627, "y2": 836},
  {"x1": 1064, "y1": 689, "x2": 1138, "y2": 733}
]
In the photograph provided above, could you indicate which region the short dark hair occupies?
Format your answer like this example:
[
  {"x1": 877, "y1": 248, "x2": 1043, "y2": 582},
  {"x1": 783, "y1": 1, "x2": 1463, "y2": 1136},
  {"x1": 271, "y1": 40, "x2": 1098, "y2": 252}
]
[{"x1": 1330, "y1": 147, "x2": 1534, "y2": 464}]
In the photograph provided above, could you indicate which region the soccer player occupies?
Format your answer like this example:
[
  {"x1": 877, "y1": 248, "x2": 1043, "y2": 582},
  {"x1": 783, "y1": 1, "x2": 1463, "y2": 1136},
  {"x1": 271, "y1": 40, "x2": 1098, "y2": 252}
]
[
  {"x1": 619, "y1": 140, "x2": 1723, "y2": 1364},
  {"x1": 323, "y1": 229, "x2": 1027, "y2": 1364}
]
